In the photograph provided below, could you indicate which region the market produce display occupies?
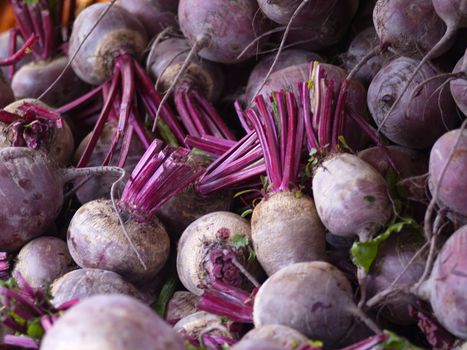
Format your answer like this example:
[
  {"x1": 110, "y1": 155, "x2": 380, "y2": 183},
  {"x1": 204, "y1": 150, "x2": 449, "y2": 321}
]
[{"x1": 0, "y1": 0, "x2": 465, "y2": 349}]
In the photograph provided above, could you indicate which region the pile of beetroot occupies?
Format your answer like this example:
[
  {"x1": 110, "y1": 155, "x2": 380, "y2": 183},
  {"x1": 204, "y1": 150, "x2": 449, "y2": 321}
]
[{"x1": 0, "y1": 0, "x2": 466, "y2": 349}]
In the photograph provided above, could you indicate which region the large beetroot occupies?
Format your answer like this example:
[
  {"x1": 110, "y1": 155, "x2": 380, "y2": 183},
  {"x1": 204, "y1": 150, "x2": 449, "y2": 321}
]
[{"x1": 367, "y1": 56, "x2": 458, "y2": 149}]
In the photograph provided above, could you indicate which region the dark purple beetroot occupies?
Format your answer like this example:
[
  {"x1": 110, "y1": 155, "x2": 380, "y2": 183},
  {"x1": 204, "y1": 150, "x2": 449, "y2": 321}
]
[
  {"x1": 450, "y1": 54, "x2": 467, "y2": 116},
  {"x1": 257, "y1": 0, "x2": 337, "y2": 26},
  {"x1": 358, "y1": 145, "x2": 428, "y2": 179},
  {"x1": 367, "y1": 56, "x2": 458, "y2": 149},
  {"x1": 73, "y1": 122, "x2": 145, "y2": 204},
  {"x1": 50, "y1": 268, "x2": 142, "y2": 307},
  {"x1": 0, "y1": 147, "x2": 63, "y2": 252},
  {"x1": 157, "y1": 153, "x2": 232, "y2": 239},
  {"x1": 373, "y1": 0, "x2": 448, "y2": 58},
  {"x1": 0, "y1": 72, "x2": 14, "y2": 108},
  {"x1": 366, "y1": 232, "x2": 426, "y2": 325},
  {"x1": 147, "y1": 37, "x2": 224, "y2": 102},
  {"x1": 178, "y1": 0, "x2": 268, "y2": 64},
  {"x1": 342, "y1": 27, "x2": 396, "y2": 87},
  {"x1": 13, "y1": 236, "x2": 74, "y2": 292},
  {"x1": 69, "y1": 3, "x2": 148, "y2": 85},
  {"x1": 11, "y1": 56, "x2": 89, "y2": 107},
  {"x1": 116, "y1": 0, "x2": 178, "y2": 37},
  {"x1": 429, "y1": 128, "x2": 467, "y2": 221},
  {"x1": 284, "y1": 1, "x2": 359, "y2": 51},
  {"x1": 157, "y1": 185, "x2": 231, "y2": 240},
  {"x1": 245, "y1": 49, "x2": 322, "y2": 103}
]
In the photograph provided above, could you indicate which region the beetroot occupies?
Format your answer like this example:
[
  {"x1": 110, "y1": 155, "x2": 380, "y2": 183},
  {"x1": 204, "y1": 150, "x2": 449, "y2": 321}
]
[
  {"x1": 230, "y1": 340, "x2": 285, "y2": 350},
  {"x1": 312, "y1": 153, "x2": 392, "y2": 241},
  {"x1": 174, "y1": 311, "x2": 236, "y2": 346},
  {"x1": 0, "y1": 146, "x2": 124, "y2": 252},
  {"x1": 40, "y1": 294, "x2": 186, "y2": 350},
  {"x1": 68, "y1": 141, "x2": 202, "y2": 282},
  {"x1": 243, "y1": 324, "x2": 308, "y2": 349},
  {"x1": 428, "y1": 127, "x2": 467, "y2": 221},
  {"x1": 450, "y1": 54, "x2": 467, "y2": 115},
  {"x1": 166, "y1": 291, "x2": 200, "y2": 322},
  {"x1": 50, "y1": 268, "x2": 142, "y2": 307},
  {"x1": 178, "y1": 0, "x2": 268, "y2": 64},
  {"x1": 0, "y1": 148, "x2": 64, "y2": 251},
  {"x1": 69, "y1": 4, "x2": 147, "y2": 85},
  {"x1": 253, "y1": 262, "x2": 379, "y2": 349},
  {"x1": 245, "y1": 91, "x2": 326, "y2": 276},
  {"x1": 177, "y1": 211, "x2": 259, "y2": 295},
  {"x1": 366, "y1": 232, "x2": 426, "y2": 325},
  {"x1": 0, "y1": 99, "x2": 74, "y2": 165},
  {"x1": 367, "y1": 56, "x2": 458, "y2": 149},
  {"x1": 418, "y1": 225, "x2": 467, "y2": 339},
  {"x1": 147, "y1": 37, "x2": 224, "y2": 102},
  {"x1": 13, "y1": 236, "x2": 74, "y2": 292},
  {"x1": 373, "y1": 0, "x2": 448, "y2": 57},
  {"x1": 11, "y1": 56, "x2": 89, "y2": 107},
  {"x1": 284, "y1": 1, "x2": 359, "y2": 51},
  {"x1": 116, "y1": 0, "x2": 178, "y2": 38},
  {"x1": 342, "y1": 27, "x2": 395, "y2": 87},
  {"x1": 245, "y1": 49, "x2": 321, "y2": 104}
]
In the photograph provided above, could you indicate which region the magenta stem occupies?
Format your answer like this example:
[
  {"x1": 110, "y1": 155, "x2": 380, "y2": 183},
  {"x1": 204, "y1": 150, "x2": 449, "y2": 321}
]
[
  {"x1": 331, "y1": 79, "x2": 349, "y2": 150},
  {"x1": 234, "y1": 100, "x2": 252, "y2": 133},
  {"x1": 56, "y1": 84, "x2": 104, "y2": 114},
  {"x1": 0, "y1": 33, "x2": 38, "y2": 66},
  {"x1": 190, "y1": 88, "x2": 236, "y2": 140},
  {"x1": 76, "y1": 73, "x2": 120, "y2": 167}
]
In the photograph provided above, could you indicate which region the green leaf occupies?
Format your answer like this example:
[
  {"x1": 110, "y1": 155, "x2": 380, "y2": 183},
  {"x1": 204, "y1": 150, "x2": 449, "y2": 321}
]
[
  {"x1": 382, "y1": 330, "x2": 423, "y2": 350},
  {"x1": 247, "y1": 246, "x2": 256, "y2": 262},
  {"x1": 27, "y1": 319, "x2": 45, "y2": 339},
  {"x1": 232, "y1": 235, "x2": 249, "y2": 249},
  {"x1": 191, "y1": 148, "x2": 210, "y2": 158},
  {"x1": 23, "y1": 0, "x2": 39, "y2": 4},
  {"x1": 233, "y1": 189, "x2": 257, "y2": 198},
  {"x1": 338, "y1": 135, "x2": 352, "y2": 151},
  {"x1": 350, "y1": 217, "x2": 419, "y2": 273},
  {"x1": 154, "y1": 275, "x2": 178, "y2": 317},
  {"x1": 294, "y1": 191, "x2": 303, "y2": 199},
  {"x1": 307, "y1": 340, "x2": 324, "y2": 348},
  {"x1": 156, "y1": 119, "x2": 179, "y2": 147},
  {"x1": 240, "y1": 209, "x2": 253, "y2": 218}
]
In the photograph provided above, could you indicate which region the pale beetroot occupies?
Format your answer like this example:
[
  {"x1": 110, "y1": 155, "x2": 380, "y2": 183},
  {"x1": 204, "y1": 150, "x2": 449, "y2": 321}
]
[
  {"x1": 417, "y1": 225, "x2": 467, "y2": 339},
  {"x1": 429, "y1": 127, "x2": 467, "y2": 221},
  {"x1": 40, "y1": 294, "x2": 186, "y2": 350},
  {"x1": 253, "y1": 262, "x2": 379, "y2": 348},
  {"x1": 312, "y1": 153, "x2": 392, "y2": 241},
  {"x1": 13, "y1": 236, "x2": 74, "y2": 292},
  {"x1": 51, "y1": 268, "x2": 142, "y2": 307},
  {"x1": 177, "y1": 211, "x2": 258, "y2": 295}
]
